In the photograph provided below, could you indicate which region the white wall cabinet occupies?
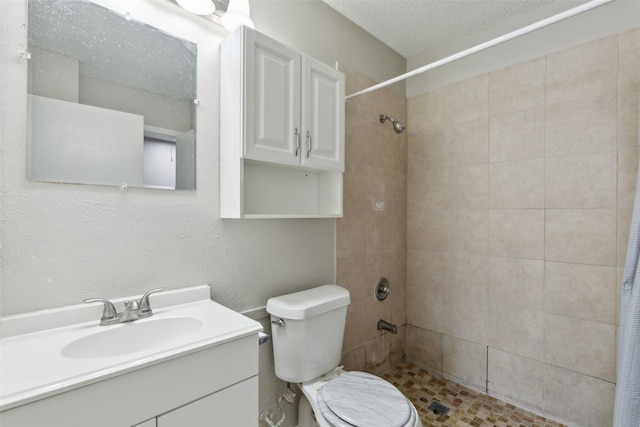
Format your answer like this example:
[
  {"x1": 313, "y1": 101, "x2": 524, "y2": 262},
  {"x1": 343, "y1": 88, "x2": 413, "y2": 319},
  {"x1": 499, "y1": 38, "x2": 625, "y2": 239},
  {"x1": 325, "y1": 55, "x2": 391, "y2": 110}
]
[{"x1": 221, "y1": 27, "x2": 344, "y2": 218}]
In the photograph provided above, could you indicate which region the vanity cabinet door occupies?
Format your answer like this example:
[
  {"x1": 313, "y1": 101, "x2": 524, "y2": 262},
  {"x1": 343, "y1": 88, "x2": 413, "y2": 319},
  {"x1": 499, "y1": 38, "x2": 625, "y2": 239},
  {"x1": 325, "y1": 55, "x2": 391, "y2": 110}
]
[
  {"x1": 132, "y1": 419, "x2": 156, "y2": 427},
  {"x1": 157, "y1": 377, "x2": 258, "y2": 427},
  {"x1": 244, "y1": 29, "x2": 301, "y2": 166},
  {"x1": 301, "y1": 56, "x2": 345, "y2": 171}
]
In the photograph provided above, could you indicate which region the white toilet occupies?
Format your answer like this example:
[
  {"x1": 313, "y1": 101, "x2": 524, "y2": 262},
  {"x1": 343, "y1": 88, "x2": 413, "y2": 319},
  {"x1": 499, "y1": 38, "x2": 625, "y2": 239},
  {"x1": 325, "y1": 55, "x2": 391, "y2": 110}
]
[{"x1": 266, "y1": 285, "x2": 422, "y2": 427}]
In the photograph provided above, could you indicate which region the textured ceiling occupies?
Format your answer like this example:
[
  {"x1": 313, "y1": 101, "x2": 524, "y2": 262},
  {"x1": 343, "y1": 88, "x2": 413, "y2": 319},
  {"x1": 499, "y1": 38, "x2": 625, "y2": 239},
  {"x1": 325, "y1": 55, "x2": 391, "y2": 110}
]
[{"x1": 321, "y1": 0, "x2": 578, "y2": 58}]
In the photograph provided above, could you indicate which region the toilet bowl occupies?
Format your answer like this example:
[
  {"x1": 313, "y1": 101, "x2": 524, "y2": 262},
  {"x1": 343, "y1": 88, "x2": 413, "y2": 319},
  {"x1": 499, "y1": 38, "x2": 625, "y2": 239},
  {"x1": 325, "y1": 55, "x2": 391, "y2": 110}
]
[
  {"x1": 266, "y1": 285, "x2": 422, "y2": 427},
  {"x1": 298, "y1": 370, "x2": 421, "y2": 427}
]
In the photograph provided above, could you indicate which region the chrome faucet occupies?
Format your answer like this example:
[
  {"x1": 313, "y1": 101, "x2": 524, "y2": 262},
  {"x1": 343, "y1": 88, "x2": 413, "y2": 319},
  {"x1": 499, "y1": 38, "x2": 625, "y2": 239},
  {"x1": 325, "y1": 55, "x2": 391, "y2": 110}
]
[{"x1": 84, "y1": 288, "x2": 165, "y2": 326}]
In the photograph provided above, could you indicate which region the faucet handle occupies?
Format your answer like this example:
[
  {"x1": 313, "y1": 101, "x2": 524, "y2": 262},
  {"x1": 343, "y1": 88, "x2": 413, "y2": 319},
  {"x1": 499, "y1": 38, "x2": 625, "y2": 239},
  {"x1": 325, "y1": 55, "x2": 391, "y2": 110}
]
[
  {"x1": 84, "y1": 298, "x2": 118, "y2": 323},
  {"x1": 138, "y1": 287, "x2": 165, "y2": 315}
]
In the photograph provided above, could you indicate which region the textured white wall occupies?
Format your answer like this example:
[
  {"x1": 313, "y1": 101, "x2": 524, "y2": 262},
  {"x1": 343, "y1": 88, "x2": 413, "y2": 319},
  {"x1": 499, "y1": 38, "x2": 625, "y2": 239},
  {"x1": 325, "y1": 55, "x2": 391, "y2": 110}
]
[{"x1": 0, "y1": 0, "x2": 348, "y2": 316}]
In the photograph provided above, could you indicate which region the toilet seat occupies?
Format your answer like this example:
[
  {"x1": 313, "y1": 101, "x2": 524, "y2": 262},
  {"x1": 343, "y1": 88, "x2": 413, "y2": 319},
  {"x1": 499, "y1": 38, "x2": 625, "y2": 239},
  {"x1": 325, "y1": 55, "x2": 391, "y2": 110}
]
[{"x1": 314, "y1": 372, "x2": 417, "y2": 427}]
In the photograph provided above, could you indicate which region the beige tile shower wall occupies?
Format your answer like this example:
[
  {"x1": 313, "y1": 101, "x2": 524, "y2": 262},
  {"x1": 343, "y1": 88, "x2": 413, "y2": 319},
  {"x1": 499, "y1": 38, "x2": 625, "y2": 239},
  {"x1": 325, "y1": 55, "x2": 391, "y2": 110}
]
[
  {"x1": 407, "y1": 28, "x2": 640, "y2": 427},
  {"x1": 337, "y1": 66, "x2": 407, "y2": 376}
]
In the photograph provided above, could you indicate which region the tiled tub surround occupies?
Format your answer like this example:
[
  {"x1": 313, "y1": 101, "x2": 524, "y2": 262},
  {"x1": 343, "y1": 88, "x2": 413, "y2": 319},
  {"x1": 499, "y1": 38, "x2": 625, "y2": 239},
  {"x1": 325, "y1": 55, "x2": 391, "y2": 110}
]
[
  {"x1": 337, "y1": 66, "x2": 408, "y2": 375},
  {"x1": 406, "y1": 29, "x2": 640, "y2": 427}
]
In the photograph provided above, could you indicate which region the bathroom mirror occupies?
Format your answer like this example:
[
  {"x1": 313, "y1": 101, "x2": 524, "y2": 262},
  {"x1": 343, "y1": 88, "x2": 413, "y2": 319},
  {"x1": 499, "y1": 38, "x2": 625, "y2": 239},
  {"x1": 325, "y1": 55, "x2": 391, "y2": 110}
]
[{"x1": 27, "y1": 0, "x2": 197, "y2": 190}]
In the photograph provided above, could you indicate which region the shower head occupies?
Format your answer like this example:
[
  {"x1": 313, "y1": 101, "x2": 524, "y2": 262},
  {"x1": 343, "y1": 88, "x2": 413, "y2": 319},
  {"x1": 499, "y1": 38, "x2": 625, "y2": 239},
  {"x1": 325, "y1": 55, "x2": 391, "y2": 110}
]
[
  {"x1": 393, "y1": 120, "x2": 406, "y2": 134},
  {"x1": 379, "y1": 114, "x2": 405, "y2": 134}
]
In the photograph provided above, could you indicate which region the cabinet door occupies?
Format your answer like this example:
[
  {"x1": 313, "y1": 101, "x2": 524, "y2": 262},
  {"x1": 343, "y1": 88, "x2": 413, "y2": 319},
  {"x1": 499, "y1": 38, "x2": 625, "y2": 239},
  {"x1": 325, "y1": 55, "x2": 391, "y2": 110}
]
[
  {"x1": 244, "y1": 29, "x2": 301, "y2": 166},
  {"x1": 301, "y1": 56, "x2": 345, "y2": 172},
  {"x1": 132, "y1": 419, "x2": 156, "y2": 427},
  {"x1": 157, "y1": 377, "x2": 258, "y2": 427}
]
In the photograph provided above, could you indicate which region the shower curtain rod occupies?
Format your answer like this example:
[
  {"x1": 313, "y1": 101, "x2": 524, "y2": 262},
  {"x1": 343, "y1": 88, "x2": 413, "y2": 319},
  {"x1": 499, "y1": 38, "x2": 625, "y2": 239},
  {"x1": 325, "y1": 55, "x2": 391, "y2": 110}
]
[{"x1": 345, "y1": 0, "x2": 614, "y2": 100}]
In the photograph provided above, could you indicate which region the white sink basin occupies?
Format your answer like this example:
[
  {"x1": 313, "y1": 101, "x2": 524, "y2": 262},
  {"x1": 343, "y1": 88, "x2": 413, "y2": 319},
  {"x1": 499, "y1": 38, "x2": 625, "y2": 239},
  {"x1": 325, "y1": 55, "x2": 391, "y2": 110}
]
[
  {"x1": 61, "y1": 316, "x2": 204, "y2": 359},
  {"x1": 0, "y1": 285, "x2": 263, "y2": 412}
]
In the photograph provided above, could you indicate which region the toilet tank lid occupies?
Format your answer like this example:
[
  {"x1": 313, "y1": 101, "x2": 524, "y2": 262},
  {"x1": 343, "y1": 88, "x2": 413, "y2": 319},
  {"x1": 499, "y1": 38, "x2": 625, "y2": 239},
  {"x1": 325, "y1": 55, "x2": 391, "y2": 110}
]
[{"x1": 266, "y1": 285, "x2": 350, "y2": 320}]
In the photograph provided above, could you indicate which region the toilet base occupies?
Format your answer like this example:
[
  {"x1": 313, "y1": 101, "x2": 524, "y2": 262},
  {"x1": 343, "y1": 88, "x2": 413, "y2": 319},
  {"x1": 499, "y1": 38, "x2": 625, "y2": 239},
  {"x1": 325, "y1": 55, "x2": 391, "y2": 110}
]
[{"x1": 297, "y1": 393, "x2": 320, "y2": 427}]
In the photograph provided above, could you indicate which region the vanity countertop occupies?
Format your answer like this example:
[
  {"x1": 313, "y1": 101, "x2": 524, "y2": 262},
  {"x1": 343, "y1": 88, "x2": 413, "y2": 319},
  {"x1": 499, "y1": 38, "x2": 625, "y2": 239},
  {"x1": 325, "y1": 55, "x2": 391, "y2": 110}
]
[{"x1": 0, "y1": 285, "x2": 262, "y2": 411}]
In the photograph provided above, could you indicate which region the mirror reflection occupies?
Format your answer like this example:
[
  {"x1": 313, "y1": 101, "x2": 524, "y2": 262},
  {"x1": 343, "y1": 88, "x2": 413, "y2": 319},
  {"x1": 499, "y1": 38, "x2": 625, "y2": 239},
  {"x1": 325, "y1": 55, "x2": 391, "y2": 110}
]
[{"x1": 27, "y1": 0, "x2": 197, "y2": 190}]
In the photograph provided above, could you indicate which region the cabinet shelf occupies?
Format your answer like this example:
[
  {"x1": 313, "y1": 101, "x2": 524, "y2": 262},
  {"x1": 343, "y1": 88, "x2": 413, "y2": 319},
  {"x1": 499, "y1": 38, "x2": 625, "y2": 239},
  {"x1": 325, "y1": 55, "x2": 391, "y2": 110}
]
[{"x1": 243, "y1": 161, "x2": 342, "y2": 218}]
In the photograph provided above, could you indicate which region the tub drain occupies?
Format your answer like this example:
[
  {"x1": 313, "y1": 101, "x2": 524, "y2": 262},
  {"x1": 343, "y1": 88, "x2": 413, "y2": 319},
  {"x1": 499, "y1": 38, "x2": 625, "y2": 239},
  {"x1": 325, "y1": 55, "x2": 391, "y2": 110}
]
[{"x1": 427, "y1": 401, "x2": 450, "y2": 416}]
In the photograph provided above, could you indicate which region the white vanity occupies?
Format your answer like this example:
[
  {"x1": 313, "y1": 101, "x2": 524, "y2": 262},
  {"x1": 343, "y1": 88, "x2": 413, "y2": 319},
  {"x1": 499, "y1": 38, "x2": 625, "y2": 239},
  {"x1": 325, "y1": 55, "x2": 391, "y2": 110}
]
[{"x1": 0, "y1": 286, "x2": 262, "y2": 427}]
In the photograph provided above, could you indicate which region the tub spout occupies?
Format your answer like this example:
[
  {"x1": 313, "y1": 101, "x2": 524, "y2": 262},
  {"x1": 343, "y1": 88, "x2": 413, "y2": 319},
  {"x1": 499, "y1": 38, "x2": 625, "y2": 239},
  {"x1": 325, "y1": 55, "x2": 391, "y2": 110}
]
[{"x1": 377, "y1": 319, "x2": 397, "y2": 334}]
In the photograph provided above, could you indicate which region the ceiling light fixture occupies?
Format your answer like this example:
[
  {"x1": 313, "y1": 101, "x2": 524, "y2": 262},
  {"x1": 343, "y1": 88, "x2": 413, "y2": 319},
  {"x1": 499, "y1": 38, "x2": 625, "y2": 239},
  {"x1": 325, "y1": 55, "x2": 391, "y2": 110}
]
[
  {"x1": 176, "y1": 0, "x2": 215, "y2": 16},
  {"x1": 221, "y1": 0, "x2": 254, "y2": 31}
]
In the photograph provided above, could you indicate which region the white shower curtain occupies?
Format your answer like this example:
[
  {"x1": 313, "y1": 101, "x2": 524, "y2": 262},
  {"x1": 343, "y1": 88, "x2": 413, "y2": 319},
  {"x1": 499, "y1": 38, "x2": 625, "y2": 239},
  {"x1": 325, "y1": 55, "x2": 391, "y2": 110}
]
[{"x1": 613, "y1": 83, "x2": 640, "y2": 426}]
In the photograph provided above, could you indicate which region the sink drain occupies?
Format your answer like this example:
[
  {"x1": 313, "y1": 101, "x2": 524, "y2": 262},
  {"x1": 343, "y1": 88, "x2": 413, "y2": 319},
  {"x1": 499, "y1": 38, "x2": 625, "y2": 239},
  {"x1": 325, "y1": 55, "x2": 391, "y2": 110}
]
[{"x1": 427, "y1": 401, "x2": 450, "y2": 416}]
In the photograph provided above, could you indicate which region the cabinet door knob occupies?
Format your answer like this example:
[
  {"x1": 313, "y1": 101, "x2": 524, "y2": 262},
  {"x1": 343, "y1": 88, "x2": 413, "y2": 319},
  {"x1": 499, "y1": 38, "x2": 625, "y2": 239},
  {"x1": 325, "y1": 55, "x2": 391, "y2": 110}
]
[
  {"x1": 306, "y1": 130, "x2": 312, "y2": 158},
  {"x1": 294, "y1": 127, "x2": 300, "y2": 157}
]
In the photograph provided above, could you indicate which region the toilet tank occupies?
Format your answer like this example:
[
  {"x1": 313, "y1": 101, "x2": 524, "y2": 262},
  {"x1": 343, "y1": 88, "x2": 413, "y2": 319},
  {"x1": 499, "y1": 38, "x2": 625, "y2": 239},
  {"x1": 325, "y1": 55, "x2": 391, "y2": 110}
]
[{"x1": 266, "y1": 285, "x2": 350, "y2": 383}]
